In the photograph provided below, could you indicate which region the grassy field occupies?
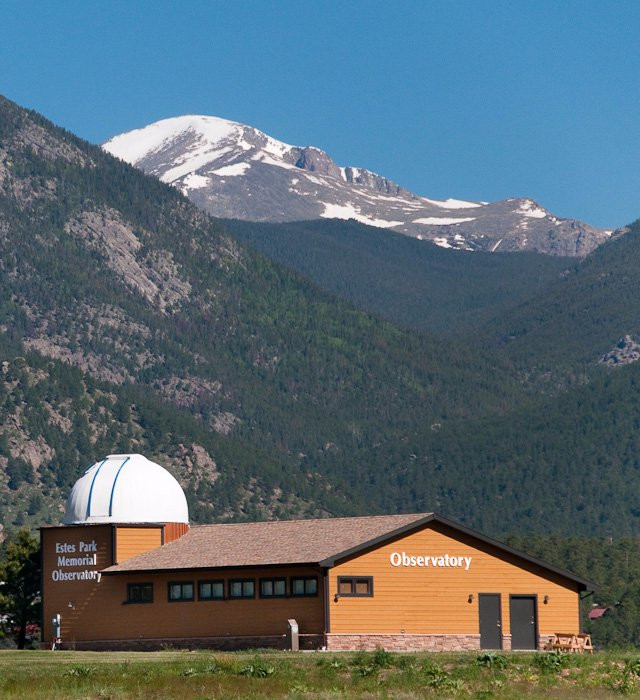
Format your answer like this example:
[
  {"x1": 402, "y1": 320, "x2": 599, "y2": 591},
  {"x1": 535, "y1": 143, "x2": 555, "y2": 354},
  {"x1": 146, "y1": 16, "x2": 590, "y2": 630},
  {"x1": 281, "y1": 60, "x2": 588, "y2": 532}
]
[{"x1": 2, "y1": 648, "x2": 640, "y2": 699}]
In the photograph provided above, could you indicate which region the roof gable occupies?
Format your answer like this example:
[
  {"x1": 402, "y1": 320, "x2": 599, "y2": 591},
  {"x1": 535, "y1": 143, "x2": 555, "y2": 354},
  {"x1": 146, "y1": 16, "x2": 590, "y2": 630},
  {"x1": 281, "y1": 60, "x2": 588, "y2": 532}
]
[{"x1": 319, "y1": 514, "x2": 596, "y2": 591}]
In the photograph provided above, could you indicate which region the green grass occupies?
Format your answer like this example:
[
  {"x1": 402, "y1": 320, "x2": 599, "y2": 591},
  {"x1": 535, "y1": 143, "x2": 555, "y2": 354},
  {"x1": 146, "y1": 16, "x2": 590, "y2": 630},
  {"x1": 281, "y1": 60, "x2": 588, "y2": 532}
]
[{"x1": 3, "y1": 649, "x2": 640, "y2": 699}]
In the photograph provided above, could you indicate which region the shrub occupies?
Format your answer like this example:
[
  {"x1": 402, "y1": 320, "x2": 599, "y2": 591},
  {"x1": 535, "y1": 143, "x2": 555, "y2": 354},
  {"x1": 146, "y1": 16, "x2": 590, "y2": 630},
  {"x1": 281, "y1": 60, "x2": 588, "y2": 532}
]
[
  {"x1": 534, "y1": 651, "x2": 568, "y2": 672},
  {"x1": 476, "y1": 652, "x2": 508, "y2": 669},
  {"x1": 372, "y1": 646, "x2": 393, "y2": 668},
  {"x1": 421, "y1": 662, "x2": 463, "y2": 691},
  {"x1": 64, "y1": 665, "x2": 97, "y2": 677},
  {"x1": 353, "y1": 664, "x2": 377, "y2": 677},
  {"x1": 625, "y1": 658, "x2": 640, "y2": 676},
  {"x1": 237, "y1": 662, "x2": 275, "y2": 678}
]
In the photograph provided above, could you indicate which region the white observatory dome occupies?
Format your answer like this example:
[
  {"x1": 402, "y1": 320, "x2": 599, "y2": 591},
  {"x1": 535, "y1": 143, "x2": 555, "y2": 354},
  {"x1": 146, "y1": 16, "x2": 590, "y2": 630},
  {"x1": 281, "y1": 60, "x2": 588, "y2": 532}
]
[{"x1": 64, "y1": 454, "x2": 189, "y2": 525}]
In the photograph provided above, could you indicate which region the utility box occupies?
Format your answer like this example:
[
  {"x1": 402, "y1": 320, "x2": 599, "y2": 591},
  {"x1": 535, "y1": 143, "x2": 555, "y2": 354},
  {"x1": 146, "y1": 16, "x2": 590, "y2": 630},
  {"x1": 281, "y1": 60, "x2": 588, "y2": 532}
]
[
  {"x1": 286, "y1": 618, "x2": 299, "y2": 651},
  {"x1": 51, "y1": 613, "x2": 61, "y2": 650}
]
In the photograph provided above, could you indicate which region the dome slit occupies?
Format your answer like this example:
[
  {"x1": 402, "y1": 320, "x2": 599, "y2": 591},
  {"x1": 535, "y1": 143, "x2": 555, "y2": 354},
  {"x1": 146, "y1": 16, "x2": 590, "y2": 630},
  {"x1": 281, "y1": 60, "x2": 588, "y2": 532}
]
[
  {"x1": 85, "y1": 458, "x2": 108, "y2": 519},
  {"x1": 108, "y1": 456, "x2": 131, "y2": 517}
]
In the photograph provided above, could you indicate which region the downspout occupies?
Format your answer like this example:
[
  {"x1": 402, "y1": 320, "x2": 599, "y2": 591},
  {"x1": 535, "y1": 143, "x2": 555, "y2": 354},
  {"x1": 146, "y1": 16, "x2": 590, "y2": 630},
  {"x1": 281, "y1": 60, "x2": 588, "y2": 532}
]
[{"x1": 323, "y1": 567, "x2": 330, "y2": 647}]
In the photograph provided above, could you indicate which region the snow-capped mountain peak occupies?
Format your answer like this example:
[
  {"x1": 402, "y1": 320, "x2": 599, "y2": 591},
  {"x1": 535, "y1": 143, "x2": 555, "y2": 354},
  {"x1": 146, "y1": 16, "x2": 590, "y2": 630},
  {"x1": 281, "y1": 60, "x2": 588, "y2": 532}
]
[
  {"x1": 106, "y1": 115, "x2": 238, "y2": 167},
  {"x1": 103, "y1": 116, "x2": 612, "y2": 257}
]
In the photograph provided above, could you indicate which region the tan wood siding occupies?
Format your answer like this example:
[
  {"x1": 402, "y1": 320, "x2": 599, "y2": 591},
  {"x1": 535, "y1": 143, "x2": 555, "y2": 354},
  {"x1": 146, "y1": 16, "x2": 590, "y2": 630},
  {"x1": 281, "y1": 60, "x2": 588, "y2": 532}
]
[
  {"x1": 115, "y1": 527, "x2": 162, "y2": 563},
  {"x1": 329, "y1": 521, "x2": 579, "y2": 636}
]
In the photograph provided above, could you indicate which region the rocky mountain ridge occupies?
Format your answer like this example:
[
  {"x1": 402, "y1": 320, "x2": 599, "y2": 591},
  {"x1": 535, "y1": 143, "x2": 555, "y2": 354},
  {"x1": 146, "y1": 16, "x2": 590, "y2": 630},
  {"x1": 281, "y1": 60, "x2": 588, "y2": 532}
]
[{"x1": 104, "y1": 114, "x2": 613, "y2": 257}]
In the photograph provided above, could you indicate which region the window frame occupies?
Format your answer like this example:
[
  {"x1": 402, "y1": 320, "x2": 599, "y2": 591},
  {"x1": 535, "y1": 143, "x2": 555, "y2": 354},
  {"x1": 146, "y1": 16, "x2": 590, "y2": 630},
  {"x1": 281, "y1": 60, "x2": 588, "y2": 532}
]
[
  {"x1": 259, "y1": 577, "x2": 287, "y2": 599},
  {"x1": 167, "y1": 580, "x2": 195, "y2": 602},
  {"x1": 229, "y1": 578, "x2": 256, "y2": 599},
  {"x1": 337, "y1": 576, "x2": 374, "y2": 597},
  {"x1": 126, "y1": 582, "x2": 153, "y2": 604},
  {"x1": 290, "y1": 575, "x2": 319, "y2": 597},
  {"x1": 198, "y1": 579, "x2": 226, "y2": 601}
]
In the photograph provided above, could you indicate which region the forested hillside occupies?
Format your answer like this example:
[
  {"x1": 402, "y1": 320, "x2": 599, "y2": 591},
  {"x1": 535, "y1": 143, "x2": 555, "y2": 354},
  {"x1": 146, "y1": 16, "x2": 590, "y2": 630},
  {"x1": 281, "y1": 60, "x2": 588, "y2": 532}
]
[
  {"x1": 0, "y1": 331, "x2": 340, "y2": 535},
  {"x1": 474, "y1": 222, "x2": 640, "y2": 370},
  {"x1": 3, "y1": 94, "x2": 640, "y2": 543},
  {"x1": 415, "y1": 361, "x2": 640, "y2": 534},
  {"x1": 0, "y1": 95, "x2": 521, "y2": 535},
  {"x1": 225, "y1": 218, "x2": 571, "y2": 335},
  {"x1": 222, "y1": 218, "x2": 640, "y2": 535}
]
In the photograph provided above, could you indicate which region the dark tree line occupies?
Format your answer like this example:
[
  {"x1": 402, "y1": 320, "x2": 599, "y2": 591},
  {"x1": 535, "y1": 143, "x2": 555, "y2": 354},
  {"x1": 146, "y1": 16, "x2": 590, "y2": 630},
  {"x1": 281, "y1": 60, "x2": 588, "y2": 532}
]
[{"x1": 0, "y1": 530, "x2": 40, "y2": 649}]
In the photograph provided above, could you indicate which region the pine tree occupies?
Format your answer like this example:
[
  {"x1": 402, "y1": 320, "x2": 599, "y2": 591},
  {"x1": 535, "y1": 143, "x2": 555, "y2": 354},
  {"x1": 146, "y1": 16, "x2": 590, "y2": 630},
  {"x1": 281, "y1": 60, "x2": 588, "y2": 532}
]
[{"x1": 0, "y1": 530, "x2": 41, "y2": 649}]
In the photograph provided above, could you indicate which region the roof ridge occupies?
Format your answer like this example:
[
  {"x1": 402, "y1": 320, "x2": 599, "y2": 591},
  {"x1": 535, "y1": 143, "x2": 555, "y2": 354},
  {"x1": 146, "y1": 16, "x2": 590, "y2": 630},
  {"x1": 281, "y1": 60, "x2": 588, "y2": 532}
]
[{"x1": 190, "y1": 512, "x2": 431, "y2": 529}]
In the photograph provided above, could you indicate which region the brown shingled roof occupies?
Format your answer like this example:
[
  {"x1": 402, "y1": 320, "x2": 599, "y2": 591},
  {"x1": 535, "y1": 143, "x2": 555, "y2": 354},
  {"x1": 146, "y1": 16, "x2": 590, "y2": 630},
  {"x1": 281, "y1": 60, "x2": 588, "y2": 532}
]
[{"x1": 103, "y1": 513, "x2": 430, "y2": 573}]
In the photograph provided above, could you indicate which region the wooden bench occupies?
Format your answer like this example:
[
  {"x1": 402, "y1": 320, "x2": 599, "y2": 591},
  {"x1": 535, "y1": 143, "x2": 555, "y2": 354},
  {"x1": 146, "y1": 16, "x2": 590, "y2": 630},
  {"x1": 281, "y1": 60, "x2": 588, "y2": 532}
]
[
  {"x1": 545, "y1": 633, "x2": 593, "y2": 653},
  {"x1": 575, "y1": 633, "x2": 594, "y2": 653}
]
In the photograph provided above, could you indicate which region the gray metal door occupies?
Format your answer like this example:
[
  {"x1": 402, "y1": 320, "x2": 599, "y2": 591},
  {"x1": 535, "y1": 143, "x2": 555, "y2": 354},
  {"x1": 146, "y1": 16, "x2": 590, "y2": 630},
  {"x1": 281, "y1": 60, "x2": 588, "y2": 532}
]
[
  {"x1": 510, "y1": 595, "x2": 538, "y2": 650},
  {"x1": 479, "y1": 594, "x2": 502, "y2": 649}
]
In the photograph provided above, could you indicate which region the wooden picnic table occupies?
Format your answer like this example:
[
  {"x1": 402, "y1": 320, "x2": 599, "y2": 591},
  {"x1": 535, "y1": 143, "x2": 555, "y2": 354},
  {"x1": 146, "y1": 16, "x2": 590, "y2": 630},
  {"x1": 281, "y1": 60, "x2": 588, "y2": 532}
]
[{"x1": 545, "y1": 633, "x2": 593, "y2": 653}]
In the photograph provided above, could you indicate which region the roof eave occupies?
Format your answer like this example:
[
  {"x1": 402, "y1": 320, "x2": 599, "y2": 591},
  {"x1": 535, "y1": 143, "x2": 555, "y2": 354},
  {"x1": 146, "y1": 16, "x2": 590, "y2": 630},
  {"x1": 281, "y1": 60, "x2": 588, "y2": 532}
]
[{"x1": 101, "y1": 560, "x2": 322, "y2": 576}]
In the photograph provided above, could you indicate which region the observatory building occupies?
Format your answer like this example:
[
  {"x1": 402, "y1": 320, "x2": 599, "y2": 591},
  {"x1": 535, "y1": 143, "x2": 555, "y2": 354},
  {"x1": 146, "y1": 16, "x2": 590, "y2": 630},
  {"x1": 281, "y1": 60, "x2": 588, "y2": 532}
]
[{"x1": 41, "y1": 454, "x2": 594, "y2": 651}]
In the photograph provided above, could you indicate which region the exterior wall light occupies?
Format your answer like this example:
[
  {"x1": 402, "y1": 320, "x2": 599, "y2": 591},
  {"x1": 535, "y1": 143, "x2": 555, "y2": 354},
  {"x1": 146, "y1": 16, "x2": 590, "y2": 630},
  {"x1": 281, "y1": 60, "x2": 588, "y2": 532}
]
[
  {"x1": 544, "y1": 595, "x2": 550, "y2": 604},
  {"x1": 467, "y1": 594, "x2": 474, "y2": 603},
  {"x1": 334, "y1": 593, "x2": 339, "y2": 603}
]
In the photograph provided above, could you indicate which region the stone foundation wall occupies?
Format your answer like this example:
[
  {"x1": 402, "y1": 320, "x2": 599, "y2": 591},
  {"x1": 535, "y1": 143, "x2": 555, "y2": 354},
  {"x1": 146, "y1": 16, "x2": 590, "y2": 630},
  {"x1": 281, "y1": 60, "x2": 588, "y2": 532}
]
[
  {"x1": 325, "y1": 633, "x2": 481, "y2": 652},
  {"x1": 47, "y1": 632, "x2": 550, "y2": 653},
  {"x1": 50, "y1": 634, "x2": 324, "y2": 652},
  {"x1": 502, "y1": 634, "x2": 553, "y2": 651},
  {"x1": 538, "y1": 634, "x2": 554, "y2": 650}
]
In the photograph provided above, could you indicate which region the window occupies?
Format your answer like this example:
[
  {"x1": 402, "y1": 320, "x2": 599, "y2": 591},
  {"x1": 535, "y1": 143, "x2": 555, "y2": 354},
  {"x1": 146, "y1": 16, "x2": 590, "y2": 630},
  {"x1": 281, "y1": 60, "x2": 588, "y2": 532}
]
[
  {"x1": 127, "y1": 583, "x2": 153, "y2": 604},
  {"x1": 199, "y1": 580, "x2": 225, "y2": 600},
  {"x1": 168, "y1": 581, "x2": 194, "y2": 602},
  {"x1": 337, "y1": 576, "x2": 373, "y2": 597},
  {"x1": 229, "y1": 579, "x2": 255, "y2": 599},
  {"x1": 260, "y1": 578, "x2": 286, "y2": 598},
  {"x1": 291, "y1": 576, "x2": 318, "y2": 597}
]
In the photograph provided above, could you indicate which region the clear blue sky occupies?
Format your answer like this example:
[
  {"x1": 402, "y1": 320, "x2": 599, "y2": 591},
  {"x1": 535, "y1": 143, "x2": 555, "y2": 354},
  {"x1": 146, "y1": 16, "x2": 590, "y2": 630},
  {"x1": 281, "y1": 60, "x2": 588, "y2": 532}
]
[{"x1": 2, "y1": 0, "x2": 638, "y2": 228}]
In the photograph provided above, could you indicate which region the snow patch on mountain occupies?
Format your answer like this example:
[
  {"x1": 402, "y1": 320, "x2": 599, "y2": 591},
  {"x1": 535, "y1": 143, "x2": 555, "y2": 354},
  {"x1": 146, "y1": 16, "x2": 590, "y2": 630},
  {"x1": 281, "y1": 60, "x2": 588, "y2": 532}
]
[
  {"x1": 321, "y1": 203, "x2": 403, "y2": 229},
  {"x1": 263, "y1": 136, "x2": 294, "y2": 158},
  {"x1": 106, "y1": 115, "x2": 238, "y2": 165},
  {"x1": 423, "y1": 197, "x2": 483, "y2": 210},
  {"x1": 253, "y1": 153, "x2": 298, "y2": 170},
  {"x1": 212, "y1": 163, "x2": 251, "y2": 177},
  {"x1": 162, "y1": 147, "x2": 233, "y2": 183},
  {"x1": 517, "y1": 199, "x2": 548, "y2": 218},
  {"x1": 414, "y1": 216, "x2": 477, "y2": 226},
  {"x1": 181, "y1": 173, "x2": 210, "y2": 191},
  {"x1": 433, "y1": 233, "x2": 473, "y2": 251}
]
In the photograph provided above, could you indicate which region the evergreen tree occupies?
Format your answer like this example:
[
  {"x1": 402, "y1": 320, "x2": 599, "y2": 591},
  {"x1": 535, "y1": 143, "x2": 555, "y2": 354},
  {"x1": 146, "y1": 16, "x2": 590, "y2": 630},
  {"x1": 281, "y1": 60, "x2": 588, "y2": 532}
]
[{"x1": 0, "y1": 530, "x2": 41, "y2": 649}]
